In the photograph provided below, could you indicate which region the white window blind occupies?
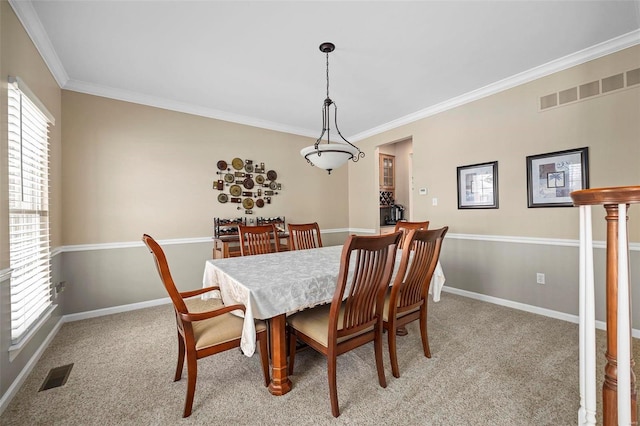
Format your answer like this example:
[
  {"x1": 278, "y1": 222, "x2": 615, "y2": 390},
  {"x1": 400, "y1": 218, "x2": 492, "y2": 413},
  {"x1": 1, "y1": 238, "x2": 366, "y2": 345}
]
[{"x1": 8, "y1": 76, "x2": 54, "y2": 345}]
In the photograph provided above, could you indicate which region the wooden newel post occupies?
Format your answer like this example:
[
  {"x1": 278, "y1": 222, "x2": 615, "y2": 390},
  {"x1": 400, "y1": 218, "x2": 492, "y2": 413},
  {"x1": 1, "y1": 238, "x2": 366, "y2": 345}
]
[{"x1": 571, "y1": 186, "x2": 640, "y2": 426}]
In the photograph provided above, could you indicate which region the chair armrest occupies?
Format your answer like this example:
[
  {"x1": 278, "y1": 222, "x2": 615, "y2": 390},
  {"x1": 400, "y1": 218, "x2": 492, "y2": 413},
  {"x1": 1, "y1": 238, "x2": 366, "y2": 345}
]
[
  {"x1": 180, "y1": 286, "x2": 220, "y2": 298},
  {"x1": 180, "y1": 304, "x2": 246, "y2": 322}
]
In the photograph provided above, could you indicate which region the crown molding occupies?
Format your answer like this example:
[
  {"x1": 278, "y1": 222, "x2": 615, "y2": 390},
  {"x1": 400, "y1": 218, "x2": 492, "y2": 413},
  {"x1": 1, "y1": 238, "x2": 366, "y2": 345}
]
[
  {"x1": 63, "y1": 79, "x2": 318, "y2": 138},
  {"x1": 350, "y1": 29, "x2": 640, "y2": 142},
  {"x1": 9, "y1": 0, "x2": 316, "y2": 138},
  {"x1": 10, "y1": 1, "x2": 640, "y2": 142},
  {"x1": 8, "y1": 0, "x2": 69, "y2": 87}
]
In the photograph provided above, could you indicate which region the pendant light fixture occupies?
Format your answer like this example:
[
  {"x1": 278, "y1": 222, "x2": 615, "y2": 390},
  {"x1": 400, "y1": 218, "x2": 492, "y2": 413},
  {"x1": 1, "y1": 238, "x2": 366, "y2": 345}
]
[{"x1": 300, "y1": 42, "x2": 364, "y2": 174}]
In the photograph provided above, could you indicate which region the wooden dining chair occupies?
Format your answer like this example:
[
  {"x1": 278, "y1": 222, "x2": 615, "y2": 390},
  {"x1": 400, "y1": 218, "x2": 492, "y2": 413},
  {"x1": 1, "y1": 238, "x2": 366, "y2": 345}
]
[
  {"x1": 383, "y1": 226, "x2": 448, "y2": 378},
  {"x1": 394, "y1": 220, "x2": 429, "y2": 249},
  {"x1": 288, "y1": 222, "x2": 323, "y2": 250},
  {"x1": 238, "y1": 223, "x2": 280, "y2": 256},
  {"x1": 142, "y1": 234, "x2": 270, "y2": 417},
  {"x1": 287, "y1": 231, "x2": 403, "y2": 417}
]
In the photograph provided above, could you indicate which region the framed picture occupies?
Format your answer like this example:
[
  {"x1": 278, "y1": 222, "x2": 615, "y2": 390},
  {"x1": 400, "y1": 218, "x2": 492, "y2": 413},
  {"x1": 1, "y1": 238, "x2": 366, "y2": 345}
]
[
  {"x1": 526, "y1": 147, "x2": 589, "y2": 207},
  {"x1": 457, "y1": 161, "x2": 499, "y2": 209}
]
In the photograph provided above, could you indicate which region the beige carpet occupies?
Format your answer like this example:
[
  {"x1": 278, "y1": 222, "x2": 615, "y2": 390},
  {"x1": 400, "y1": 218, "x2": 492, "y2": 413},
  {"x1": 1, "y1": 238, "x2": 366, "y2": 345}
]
[{"x1": 1, "y1": 293, "x2": 638, "y2": 425}]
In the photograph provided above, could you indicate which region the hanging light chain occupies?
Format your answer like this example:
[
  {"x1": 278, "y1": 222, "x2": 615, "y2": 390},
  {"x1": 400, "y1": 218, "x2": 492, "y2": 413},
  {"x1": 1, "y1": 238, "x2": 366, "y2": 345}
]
[
  {"x1": 309, "y1": 42, "x2": 365, "y2": 165},
  {"x1": 325, "y1": 50, "x2": 330, "y2": 100}
]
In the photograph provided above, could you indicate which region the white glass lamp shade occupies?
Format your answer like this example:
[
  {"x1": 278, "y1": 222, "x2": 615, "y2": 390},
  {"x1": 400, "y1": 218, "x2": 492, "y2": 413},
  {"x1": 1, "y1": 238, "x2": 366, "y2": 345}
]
[{"x1": 300, "y1": 143, "x2": 359, "y2": 173}]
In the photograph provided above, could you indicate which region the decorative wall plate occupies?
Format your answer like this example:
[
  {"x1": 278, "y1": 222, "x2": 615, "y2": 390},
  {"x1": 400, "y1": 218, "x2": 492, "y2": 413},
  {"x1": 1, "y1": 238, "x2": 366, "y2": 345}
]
[
  {"x1": 242, "y1": 198, "x2": 254, "y2": 209},
  {"x1": 213, "y1": 159, "x2": 282, "y2": 209},
  {"x1": 230, "y1": 185, "x2": 242, "y2": 196},
  {"x1": 232, "y1": 158, "x2": 244, "y2": 170},
  {"x1": 243, "y1": 177, "x2": 254, "y2": 189}
]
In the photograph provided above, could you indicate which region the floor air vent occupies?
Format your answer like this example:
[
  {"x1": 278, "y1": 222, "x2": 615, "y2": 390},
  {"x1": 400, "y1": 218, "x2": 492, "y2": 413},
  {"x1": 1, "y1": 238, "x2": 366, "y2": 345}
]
[{"x1": 39, "y1": 364, "x2": 73, "y2": 391}]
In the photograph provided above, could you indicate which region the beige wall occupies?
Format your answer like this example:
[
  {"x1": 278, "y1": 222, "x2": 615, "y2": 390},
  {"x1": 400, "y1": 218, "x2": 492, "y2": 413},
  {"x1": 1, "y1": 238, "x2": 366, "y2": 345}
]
[
  {"x1": 1, "y1": 0, "x2": 62, "y2": 405},
  {"x1": 0, "y1": 1, "x2": 62, "y2": 262},
  {"x1": 61, "y1": 91, "x2": 350, "y2": 245},
  {"x1": 2, "y1": 0, "x2": 640, "y2": 409},
  {"x1": 349, "y1": 44, "x2": 640, "y2": 330},
  {"x1": 58, "y1": 91, "x2": 352, "y2": 314},
  {"x1": 350, "y1": 45, "x2": 640, "y2": 242}
]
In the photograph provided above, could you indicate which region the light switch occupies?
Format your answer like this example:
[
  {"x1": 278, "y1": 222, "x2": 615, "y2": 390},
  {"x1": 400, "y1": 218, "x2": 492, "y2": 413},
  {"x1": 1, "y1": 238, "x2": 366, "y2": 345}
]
[
  {"x1": 419, "y1": 188, "x2": 427, "y2": 195},
  {"x1": 432, "y1": 198, "x2": 438, "y2": 206}
]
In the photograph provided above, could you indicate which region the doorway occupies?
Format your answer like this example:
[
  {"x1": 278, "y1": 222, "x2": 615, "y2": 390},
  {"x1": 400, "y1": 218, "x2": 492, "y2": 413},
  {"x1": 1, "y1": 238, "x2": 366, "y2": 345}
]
[{"x1": 377, "y1": 137, "x2": 413, "y2": 228}]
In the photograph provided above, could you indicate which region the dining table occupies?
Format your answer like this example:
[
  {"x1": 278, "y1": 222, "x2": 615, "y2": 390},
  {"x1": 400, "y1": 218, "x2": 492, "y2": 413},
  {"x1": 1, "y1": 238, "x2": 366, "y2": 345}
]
[{"x1": 201, "y1": 244, "x2": 445, "y2": 395}]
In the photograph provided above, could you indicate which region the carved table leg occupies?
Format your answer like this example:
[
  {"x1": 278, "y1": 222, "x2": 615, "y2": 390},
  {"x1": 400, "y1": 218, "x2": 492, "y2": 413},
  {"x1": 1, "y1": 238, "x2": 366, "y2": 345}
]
[{"x1": 267, "y1": 314, "x2": 292, "y2": 395}]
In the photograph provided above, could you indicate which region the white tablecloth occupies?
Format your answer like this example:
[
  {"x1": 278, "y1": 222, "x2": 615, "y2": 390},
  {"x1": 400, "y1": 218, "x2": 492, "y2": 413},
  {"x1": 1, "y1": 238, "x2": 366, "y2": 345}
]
[{"x1": 202, "y1": 245, "x2": 445, "y2": 356}]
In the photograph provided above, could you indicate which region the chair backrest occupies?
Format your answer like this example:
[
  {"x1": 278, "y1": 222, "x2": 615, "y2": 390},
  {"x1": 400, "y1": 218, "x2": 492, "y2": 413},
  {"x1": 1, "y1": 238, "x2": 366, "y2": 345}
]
[
  {"x1": 389, "y1": 227, "x2": 448, "y2": 316},
  {"x1": 288, "y1": 222, "x2": 323, "y2": 250},
  {"x1": 329, "y1": 231, "x2": 403, "y2": 342},
  {"x1": 142, "y1": 234, "x2": 189, "y2": 316},
  {"x1": 394, "y1": 220, "x2": 430, "y2": 249},
  {"x1": 238, "y1": 223, "x2": 280, "y2": 256}
]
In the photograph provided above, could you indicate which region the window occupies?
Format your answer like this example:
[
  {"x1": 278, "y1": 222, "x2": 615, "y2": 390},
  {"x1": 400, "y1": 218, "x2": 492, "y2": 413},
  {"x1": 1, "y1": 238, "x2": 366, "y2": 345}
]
[{"x1": 7, "y1": 76, "x2": 55, "y2": 347}]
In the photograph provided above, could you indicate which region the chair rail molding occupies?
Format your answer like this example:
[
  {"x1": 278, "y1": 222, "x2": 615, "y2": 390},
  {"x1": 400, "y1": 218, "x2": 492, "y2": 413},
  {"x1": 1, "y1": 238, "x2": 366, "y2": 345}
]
[
  {"x1": 55, "y1": 231, "x2": 640, "y2": 253},
  {"x1": 446, "y1": 232, "x2": 640, "y2": 250}
]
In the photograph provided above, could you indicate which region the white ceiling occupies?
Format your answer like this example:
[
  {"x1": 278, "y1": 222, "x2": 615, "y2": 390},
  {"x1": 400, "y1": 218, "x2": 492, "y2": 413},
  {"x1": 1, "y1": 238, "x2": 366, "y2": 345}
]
[{"x1": 12, "y1": 1, "x2": 640, "y2": 140}]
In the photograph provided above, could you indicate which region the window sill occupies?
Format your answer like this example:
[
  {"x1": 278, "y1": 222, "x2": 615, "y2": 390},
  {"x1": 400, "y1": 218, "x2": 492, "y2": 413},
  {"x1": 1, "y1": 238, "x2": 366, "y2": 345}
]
[
  {"x1": 0, "y1": 268, "x2": 12, "y2": 283},
  {"x1": 9, "y1": 304, "x2": 57, "y2": 362}
]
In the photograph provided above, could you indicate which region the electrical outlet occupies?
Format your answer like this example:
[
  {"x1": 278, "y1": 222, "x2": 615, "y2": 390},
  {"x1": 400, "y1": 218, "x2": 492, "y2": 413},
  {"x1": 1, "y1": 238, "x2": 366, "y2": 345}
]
[
  {"x1": 536, "y1": 273, "x2": 545, "y2": 284},
  {"x1": 54, "y1": 281, "x2": 66, "y2": 298}
]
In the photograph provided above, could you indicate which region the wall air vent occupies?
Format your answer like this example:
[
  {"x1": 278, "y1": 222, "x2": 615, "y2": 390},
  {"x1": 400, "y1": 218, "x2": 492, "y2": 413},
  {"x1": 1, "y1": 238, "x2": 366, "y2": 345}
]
[
  {"x1": 627, "y1": 68, "x2": 640, "y2": 87},
  {"x1": 579, "y1": 81, "x2": 600, "y2": 99},
  {"x1": 540, "y1": 93, "x2": 557, "y2": 110},
  {"x1": 539, "y1": 66, "x2": 639, "y2": 112},
  {"x1": 559, "y1": 87, "x2": 578, "y2": 105},
  {"x1": 602, "y1": 73, "x2": 624, "y2": 93}
]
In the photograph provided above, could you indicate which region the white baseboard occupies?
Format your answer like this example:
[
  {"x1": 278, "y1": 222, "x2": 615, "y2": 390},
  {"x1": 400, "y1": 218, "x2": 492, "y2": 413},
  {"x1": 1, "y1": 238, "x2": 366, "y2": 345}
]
[
  {"x1": 62, "y1": 297, "x2": 172, "y2": 322},
  {"x1": 0, "y1": 317, "x2": 64, "y2": 415},
  {"x1": 441, "y1": 286, "x2": 640, "y2": 338},
  {"x1": 0, "y1": 297, "x2": 171, "y2": 416},
  {"x1": 3, "y1": 285, "x2": 637, "y2": 416}
]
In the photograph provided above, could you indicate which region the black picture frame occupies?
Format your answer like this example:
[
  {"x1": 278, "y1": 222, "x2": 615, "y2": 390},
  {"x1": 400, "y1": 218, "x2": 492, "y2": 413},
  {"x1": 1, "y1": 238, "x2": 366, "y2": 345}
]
[
  {"x1": 457, "y1": 161, "x2": 499, "y2": 209},
  {"x1": 526, "y1": 147, "x2": 589, "y2": 208}
]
